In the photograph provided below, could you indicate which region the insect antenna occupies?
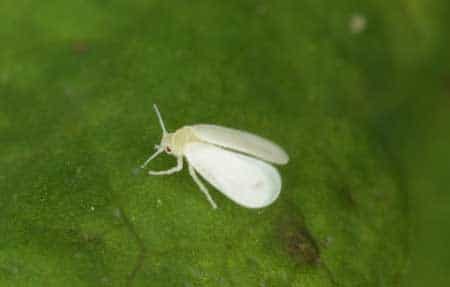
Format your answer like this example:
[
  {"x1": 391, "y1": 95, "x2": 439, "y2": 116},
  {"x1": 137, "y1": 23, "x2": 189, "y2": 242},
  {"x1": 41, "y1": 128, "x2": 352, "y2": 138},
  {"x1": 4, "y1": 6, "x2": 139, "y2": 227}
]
[
  {"x1": 153, "y1": 104, "x2": 168, "y2": 135},
  {"x1": 140, "y1": 147, "x2": 164, "y2": 169}
]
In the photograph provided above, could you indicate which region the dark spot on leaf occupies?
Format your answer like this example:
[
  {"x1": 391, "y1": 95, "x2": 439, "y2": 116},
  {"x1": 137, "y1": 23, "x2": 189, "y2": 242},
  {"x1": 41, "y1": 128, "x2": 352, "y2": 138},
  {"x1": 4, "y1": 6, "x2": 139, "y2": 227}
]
[
  {"x1": 286, "y1": 228, "x2": 320, "y2": 265},
  {"x1": 278, "y1": 216, "x2": 320, "y2": 266},
  {"x1": 277, "y1": 214, "x2": 339, "y2": 286},
  {"x1": 71, "y1": 41, "x2": 89, "y2": 54}
]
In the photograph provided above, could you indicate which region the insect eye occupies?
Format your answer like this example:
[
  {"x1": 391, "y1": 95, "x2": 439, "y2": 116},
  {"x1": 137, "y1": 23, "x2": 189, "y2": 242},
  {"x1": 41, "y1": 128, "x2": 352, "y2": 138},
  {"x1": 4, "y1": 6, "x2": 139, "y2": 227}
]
[{"x1": 165, "y1": 146, "x2": 172, "y2": 153}]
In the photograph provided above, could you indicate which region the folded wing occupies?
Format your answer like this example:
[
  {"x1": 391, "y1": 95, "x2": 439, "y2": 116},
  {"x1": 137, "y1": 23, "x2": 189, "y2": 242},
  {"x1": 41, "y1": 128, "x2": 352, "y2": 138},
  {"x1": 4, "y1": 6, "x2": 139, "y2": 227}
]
[
  {"x1": 185, "y1": 142, "x2": 281, "y2": 208},
  {"x1": 191, "y1": 124, "x2": 289, "y2": 165}
]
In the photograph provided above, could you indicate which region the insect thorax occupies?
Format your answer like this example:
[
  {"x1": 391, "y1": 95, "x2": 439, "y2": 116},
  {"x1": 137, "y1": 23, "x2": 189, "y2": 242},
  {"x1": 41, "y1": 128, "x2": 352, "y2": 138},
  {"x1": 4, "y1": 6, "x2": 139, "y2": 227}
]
[{"x1": 170, "y1": 126, "x2": 199, "y2": 155}]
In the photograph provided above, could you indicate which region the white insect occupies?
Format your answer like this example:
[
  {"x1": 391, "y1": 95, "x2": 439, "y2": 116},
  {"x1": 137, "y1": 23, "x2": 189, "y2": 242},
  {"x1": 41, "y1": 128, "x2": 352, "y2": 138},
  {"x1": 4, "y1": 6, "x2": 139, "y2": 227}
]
[{"x1": 140, "y1": 105, "x2": 289, "y2": 209}]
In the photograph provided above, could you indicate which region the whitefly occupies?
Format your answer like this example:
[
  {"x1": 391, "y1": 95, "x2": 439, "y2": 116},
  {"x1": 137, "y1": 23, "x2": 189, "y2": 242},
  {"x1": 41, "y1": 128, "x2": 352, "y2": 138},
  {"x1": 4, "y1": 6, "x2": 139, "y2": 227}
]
[{"x1": 141, "y1": 105, "x2": 289, "y2": 209}]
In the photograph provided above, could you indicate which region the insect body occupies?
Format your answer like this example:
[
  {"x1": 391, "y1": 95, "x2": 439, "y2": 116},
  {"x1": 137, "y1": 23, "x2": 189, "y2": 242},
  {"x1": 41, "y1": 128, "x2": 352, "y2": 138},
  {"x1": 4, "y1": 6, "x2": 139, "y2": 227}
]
[{"x1": 141, "y1": 105, "x2": 289, "y2": 209}]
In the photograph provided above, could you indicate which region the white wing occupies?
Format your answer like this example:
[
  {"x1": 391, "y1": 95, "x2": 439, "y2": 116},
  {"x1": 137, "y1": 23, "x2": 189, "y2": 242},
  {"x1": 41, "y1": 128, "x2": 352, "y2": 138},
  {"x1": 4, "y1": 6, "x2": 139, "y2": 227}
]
[
  {"x1": 184, "y1": 142, "x2": 281, "y2": 208},
  {"x1": 190, "y1": 124, "x2": 289, "y2": 165}
]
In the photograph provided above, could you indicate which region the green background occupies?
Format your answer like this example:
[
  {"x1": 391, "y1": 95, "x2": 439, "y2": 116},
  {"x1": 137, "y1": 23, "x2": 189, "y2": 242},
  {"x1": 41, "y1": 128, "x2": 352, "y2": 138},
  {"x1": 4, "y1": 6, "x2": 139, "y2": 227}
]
[{"x1": 1, "y1": 1, "x2": 449, "y2": 286}]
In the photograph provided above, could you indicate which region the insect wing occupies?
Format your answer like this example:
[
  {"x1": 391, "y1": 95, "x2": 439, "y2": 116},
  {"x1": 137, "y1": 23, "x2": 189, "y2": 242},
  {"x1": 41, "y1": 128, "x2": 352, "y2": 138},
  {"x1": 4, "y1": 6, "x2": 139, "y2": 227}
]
[
  {"x1": 185, "y1": 142, "x2": 281, "y2": 208},
  {"x1": 191, "y1": 124, "x2": 289, "y2": 165}
]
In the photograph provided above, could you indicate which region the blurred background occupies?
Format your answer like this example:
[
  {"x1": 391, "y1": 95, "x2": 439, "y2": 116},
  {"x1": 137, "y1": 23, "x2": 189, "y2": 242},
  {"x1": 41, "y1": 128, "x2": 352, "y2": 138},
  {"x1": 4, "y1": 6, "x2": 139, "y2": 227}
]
[{"x1": 0, "y1": 1, "x2": 449, "y2": 286}]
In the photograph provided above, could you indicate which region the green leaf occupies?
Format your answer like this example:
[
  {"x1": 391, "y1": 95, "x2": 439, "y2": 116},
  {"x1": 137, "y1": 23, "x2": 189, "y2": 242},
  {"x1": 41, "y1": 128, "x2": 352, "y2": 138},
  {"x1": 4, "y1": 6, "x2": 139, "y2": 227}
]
[{"x1": 2, "y1": 0, "x2": 447, "y2": 286}]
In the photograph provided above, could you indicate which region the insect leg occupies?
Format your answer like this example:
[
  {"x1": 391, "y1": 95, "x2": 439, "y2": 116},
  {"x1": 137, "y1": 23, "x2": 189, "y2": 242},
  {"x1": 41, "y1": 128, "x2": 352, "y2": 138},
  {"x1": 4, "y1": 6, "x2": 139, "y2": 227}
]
[
  {"x1": 148, "y1": 156, "x2": 183, "y2": 175},
  {"x1": 188, "y1": 164, "x2": 218, "y2": 209}
]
